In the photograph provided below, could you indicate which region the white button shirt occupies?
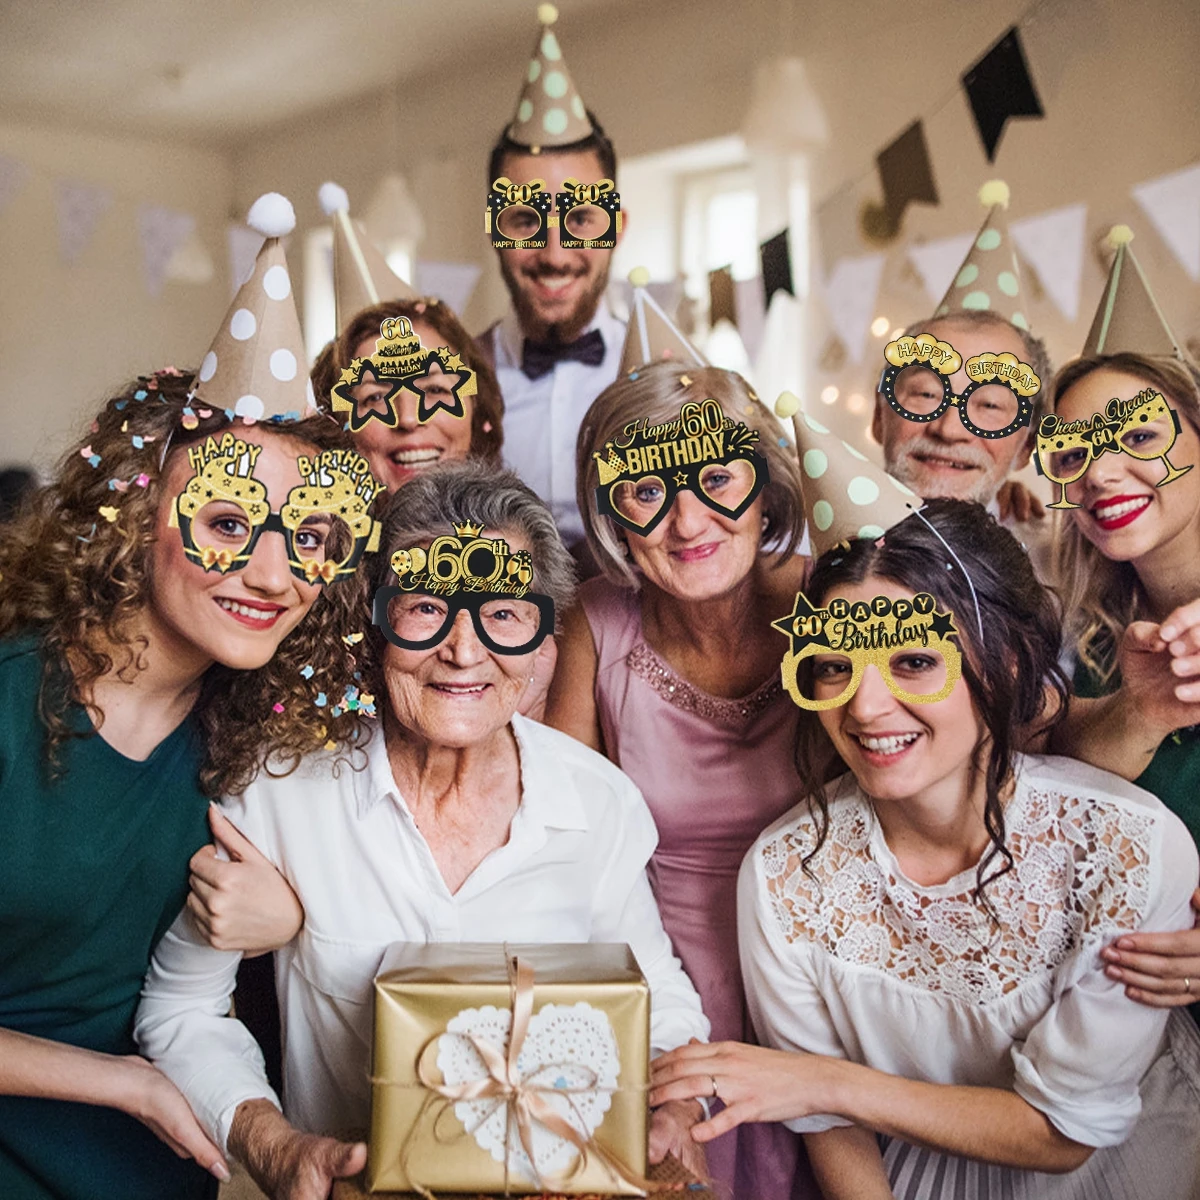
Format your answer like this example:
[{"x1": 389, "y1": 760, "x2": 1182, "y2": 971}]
[
  {"x1": 491, "y1": 305, "x2": 627, "y2": 545},
  {"x1": 135, "y1": 715, "x2": 708, "y2": 1152}
]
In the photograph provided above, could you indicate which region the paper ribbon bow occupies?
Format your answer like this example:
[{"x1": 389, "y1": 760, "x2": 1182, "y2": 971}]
[
  {"x1": 386, "y1": 955, "x2": 654, "y2": 1198},
  {"x1": 200, "y1": 546, "x2": 235, "y2": 571},
  {"x1": 302, "y1": 558, "x2": 341, "y2": 584}
]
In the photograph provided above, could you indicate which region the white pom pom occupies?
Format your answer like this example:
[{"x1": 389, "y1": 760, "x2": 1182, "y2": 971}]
[
  {"x1": 774, "y1": 391, "x2": 800, "y2": 418},
  {"x1": 318, "y1": 181, "x2": 349, "y2": 216},
  {"x1": 247, "y1": 193, "x2": 296, "y2": 238},
  {"x1": 628, "y1": 266, "x2": 651, "y2": 288}
]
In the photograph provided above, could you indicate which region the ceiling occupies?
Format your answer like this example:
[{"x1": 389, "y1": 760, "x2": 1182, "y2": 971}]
[{"x1": 0, "y1": 0, "x2": 623, "y2": 145}]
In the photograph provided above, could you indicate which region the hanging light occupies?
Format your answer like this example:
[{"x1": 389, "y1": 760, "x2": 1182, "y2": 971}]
[
  {"x1": 741, "y1": 57, "x2": 829, "y2": 154},
  {"x1": 362, "y1": 171, "x2": 425, "y2": 279}
]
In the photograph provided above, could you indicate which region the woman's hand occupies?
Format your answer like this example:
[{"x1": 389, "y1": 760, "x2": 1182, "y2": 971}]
[
  {"x1": 997, "y1": 479, "x2": 1046, "y2": 524},
  {"x1": 648, "y1": 1098, "x2": 707, "y2": 1179},
  {"x1": 649, "y1": 1039, "x2": 827, "y2": 1142},
  {"x1": 1116, "y1": 617, "x2": 1200, "y2": 739},
  {"x1": 118, "y1": 1055, "x2": 230, "y2": 1180},
  {"x1": 1160, "y1": 599, "x2": 1200, "y2": 702},
  {"x1": 1103, "y1": 887, "x2": 1200, "y2": 1007},
  {"x1": 230, "y1": 1099, "x2": 366, "y2": 1200},
  {"x1": 187, "y1": 806, "x2": 304, "y2": 954}
]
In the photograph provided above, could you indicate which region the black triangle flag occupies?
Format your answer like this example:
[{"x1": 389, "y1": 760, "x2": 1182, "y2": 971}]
[
  {"x1": 871, "y1": 120, "x2": 938, "y2": 239},
  {"x1": 760, "y1": 229, "x2": 794, "y2": 307},
  {"x1": 962, "y1": 26, "x2": 1044, "y2": 162},
  {"x1": 708, "y1": 265, "x2": 737, "y2": 327}
]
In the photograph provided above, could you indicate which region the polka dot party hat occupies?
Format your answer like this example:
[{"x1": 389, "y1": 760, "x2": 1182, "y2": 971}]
[
  {"x1": 318, "y1": 181, "x2": 417, "y2": 335},
  {"x1": 933, "y1": 181, "x2": 1030, "y2": 332},
  {"x1": 620, "y1": 267, "x2": 708, "y2": 376},
  {"x1": 778, "y1": 398, "x2": 922, "y2": 558},
  {"x1": 1082, "y1": 225, "x2": 1184, "y2": 358},
  {"x1": 193, "y1": 193, "x2": 313, "y2": 421},
  {"x1": 507, "y1": 4, "x2": 594, "y2": 150}
]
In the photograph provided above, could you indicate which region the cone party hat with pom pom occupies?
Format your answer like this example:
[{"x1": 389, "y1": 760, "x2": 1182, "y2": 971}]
[
  {"x1": 319, "y1": 181, "x2": 417, "y2": 335},
  {"x1": 507, "y1": 4, "x2": 594, "y2": 150},
  {"x1": 934, "y1": 181, "x2": 1030, "y2": 331},
  {"x1": 620, "y1": 267, "x2": 708, "y2": 375},
  {"x1": 1082, "y1": 225, "x2": 1184, "y2": 358},
  {"x1": 193, "y1": 193, "x2": 313, "y2": 421},
  {"x1": 775, "y1": 393, "x2": 922, "y2": 558}
]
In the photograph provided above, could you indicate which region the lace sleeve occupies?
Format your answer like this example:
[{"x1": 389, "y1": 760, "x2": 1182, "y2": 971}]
[
  {"x1": 738, "y1": 835, "x2": 854, "y2": 1135},
  {"x1": 1011, "y1": 793, "x2": 1200, "y2": 1147}
]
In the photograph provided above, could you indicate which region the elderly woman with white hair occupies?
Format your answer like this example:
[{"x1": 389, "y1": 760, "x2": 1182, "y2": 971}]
[{"x1": 135, "y1": 461, "x2": 710, "y2": 1200}]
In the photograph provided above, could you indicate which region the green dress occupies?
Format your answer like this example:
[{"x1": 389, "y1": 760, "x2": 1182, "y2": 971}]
[{"x1": 0, "y1": 636, "x2": 217, "y2": 1200}]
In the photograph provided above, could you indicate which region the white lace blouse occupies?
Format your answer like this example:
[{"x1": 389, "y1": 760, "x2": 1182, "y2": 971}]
[{"x1": 739, "y1": 754, "x2": 1200, "y2": 1148}]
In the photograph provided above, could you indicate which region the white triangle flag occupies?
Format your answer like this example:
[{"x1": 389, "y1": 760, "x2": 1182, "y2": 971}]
[
  {"x1": 1132, "y1": 162, "x2": 1200, "y2": 281},
  {"x1": 0, "y1": 155, "x2": 29, "y2": 215},
  {"x1": 822, "y1": 253, "x2": 886, "y2": 364},
  {"x1": 734, "y1": 277, "x2": 767, "y2": 361},
  {"x1": 54, "y1": 180, "x2": 113, "y2": 264},
  {"x1": 1011, "y1": 203, "x2": 1088, "y2": 321},
  {"x1": 137, "y1": 204, "x2": 196, "y2": 297},
  {"x1": 907, "y1": 233, "x2": 974, "y2": 306},
  {"x1": 414, "y1": 260, "x2": 482, "y2": 315}
]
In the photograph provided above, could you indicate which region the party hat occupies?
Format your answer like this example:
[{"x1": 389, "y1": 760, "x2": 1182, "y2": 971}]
[
  {"x1": 1082, "y1": 225, "x2": 1183, "y2": 358},
  {"x1": 318, "y1": 181, "x2": 417, "y2": 335},
  {"x1": 507, "y1": 4, "x2": 594, "y2": 150},
  {"x1": 193, "y1": 193, "x2": 314, "y2": 421},
  {"x1": 776, "y1": 395, "x2": 921, "y2": 557},
  {"x1": 620, "y1": 267, "x2": 707, "y2": 375},
  {"x1": 934, "y1": 181, "x2": 1030, "y2": 331}
]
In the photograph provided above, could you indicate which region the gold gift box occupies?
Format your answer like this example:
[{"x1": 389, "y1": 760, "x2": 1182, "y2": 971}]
[{"x1": 367, "y1": 943, "x2": 650, "y2": 1196}]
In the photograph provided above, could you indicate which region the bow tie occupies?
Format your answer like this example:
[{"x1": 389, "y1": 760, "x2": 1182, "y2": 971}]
[{"x1": 519, "y1": 328, "x2": 605, "y2": 380}]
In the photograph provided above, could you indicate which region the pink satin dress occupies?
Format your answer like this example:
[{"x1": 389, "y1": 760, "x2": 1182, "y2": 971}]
[{"x1": 580, "y1": 577, "x2": 817, "y2": 1200}]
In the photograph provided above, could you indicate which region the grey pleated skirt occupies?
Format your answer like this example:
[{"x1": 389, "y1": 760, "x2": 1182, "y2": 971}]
[{"x1": 881, "y1": 1011, "x2": 1200, "y2": 1200}]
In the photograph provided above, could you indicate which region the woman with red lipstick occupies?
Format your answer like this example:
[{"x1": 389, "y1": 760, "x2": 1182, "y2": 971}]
[
  {"x1": 311, "y1": 298, "x2": 504, "y2": 496},
  {"x1": 650, "y1": 500, "x2": 1200, "y2": 1200},
  {"x1": 1047, "y1": 351, "x2": 1200, "y2": 1011},
  {"x1": 0, "y1": 371, "x2": 365, "y2": 1200},
  {"x1": 546, "y1": 360, "x2": 813, "y2": 1199}
]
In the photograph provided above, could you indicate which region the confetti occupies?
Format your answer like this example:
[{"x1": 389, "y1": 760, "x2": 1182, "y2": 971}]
[
  {"x1": 342, "y1": 632, "x2": 364, "y2": 646},
  {"x1": 115, "y1": 400, "x2": 128, "y2": 411},
  {"x1": 132, "y1": 436, "x2": 145, "y2": 449},
  {"x1": 79, "y1": 445, "x2": 95, "y2": 459},
  {"x1": 90, "y1": 420, "x2": 99, "y2": 433},
  {"x1": 272, "y1": 702, "x2": 285, "y2": 713},
  {"x1": 121, "y1": 421, "x2": 128, "y2": 433},
  {"x1": 109, "y1": 479, "x2": 129, "y2": 492},
  {"x1": 300, "y1": 664, "x2": 315, "y2": 679},
  {"x1": 134, "y1": 389, "x2": 148, "y2": 400},
  {"x1": 680, "y1": 375, "x2": 693, "y2": 387},
  {"x1": 323, "y1": 739, "x2": 338, "y2": 751},
  {"x1": 76, "y1": 522, "x2": 97, "y2": 544},
  {"x1": 134, "y1": 473, "x2": 150, "y2": 487},
  {"x1": 330, "y1": 705, "x2": 344, "y2": 717},
  {"x1": 98, "y1": 505, "x2": 120, "y2": 523},
  {"x1": 197, "y1": 407, "x2": 213, "y2": 418},
  {"x1": 181, "y1": 408, "x2": 199, "y2": 431},
  {"x1": 314, "y1": 692, "x2": 327, "y2": 707}
]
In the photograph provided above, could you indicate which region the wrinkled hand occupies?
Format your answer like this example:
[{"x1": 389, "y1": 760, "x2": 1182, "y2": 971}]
[
  {"x1": 1103, "y1": 888, "x2": 1200, "y2": 1008},
  {"x1": 188, "y1": 806, "x2": 304, "y2": 954},
  {"x1": 997, "y1": 478, "x2": 1046, "y2": 524},
  {"x1": 648, "y1": 1098, "x2": 708, "y2": 1180},
  {"x1": 119, "y1": 1055, "x2": 229, "y2": 1181},
  {"x1": 517, "y1": 635, "x2": 558, "y2": 722},
  {"x1": 1115, "y1": 616, "x2": 1200, "y2": 742},
  {"x1": 650, "y1": 1039, "x2": 828, "y2": 1142},
  {"x1": 231, "y1": 1099, "x2": 367, "y2": 1200}
]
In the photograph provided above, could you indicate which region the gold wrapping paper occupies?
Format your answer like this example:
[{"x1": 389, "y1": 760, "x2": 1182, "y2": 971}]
[{"x1": 368, "y1": 943, "x2": 650, "y2": 1196}]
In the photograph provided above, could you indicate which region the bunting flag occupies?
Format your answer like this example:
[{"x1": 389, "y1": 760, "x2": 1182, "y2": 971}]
[
  {"x1": 227, "y1": 222, "x2": 266, "y2": 296},
  {"x1": 734, "y1": 277, "x2": 767, "y2": 361},
  {"x1": 907, "y1": 233, "x2": 974, "y2": 306},
  {"x1": 1132, "y1": 162, "x2": 1200, "y2": 281},
  {"x1": 0, "y1": 154, "x2": 29, "y2": 215},
  {"x1": 1010, "y1": 203, "x2": 1088, "y2": 320},
  {"x1": 822, "y1": 252, "x2": 886, "y2": 365},
  {"x1": 962, "y1": 27, "x2": 1044, "y2": 162},
  {"x1": 136, "y1": 204, "x2": 196, "y2": 297},
  {"x1": 760, "y1": 229, "x2": 794, "y2": 306},
  {"x1": 54, "y1": 179, "x2": 113, "y2": 264},
  {"x1": 415, "y1": 260, "x2": 482, "y2": 314},
  {"x1": 865, "y1": 121, "x2": 939, "y2": 240},
  {"x1": 708, "y1": 265, "x2": 736, "y2": 327}
]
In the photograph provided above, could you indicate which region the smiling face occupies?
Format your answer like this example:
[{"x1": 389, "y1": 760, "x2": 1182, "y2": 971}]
[
  {"x1": 148, "y1": 431, "x2": 323, "y2": 673},
  {"x1": 815, "y1": 578, "x2": 983, "y2": 806},
  {"x1": 874, "y1": 317, "x2": 1034, "y2": 504},
  {"x1": 623, "y1": 484, "x2": 763, "y2": 603},
  {"x1": 349, "y1": 317, "x2": 475, "y2": 492},
  {"x1": 1056, "y1": 367, "x2": 1200, "y2": 568},
  {"x1": 382, "y1": 528, "x2": 539, "y2": 749},
  {"x1": 495, "y1": 147, "x2": 618, "y2": 343}
]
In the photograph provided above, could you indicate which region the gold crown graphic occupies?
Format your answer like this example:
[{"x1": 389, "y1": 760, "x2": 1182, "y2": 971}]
[
  {"x1": 453, "y1": 519, "x2": 486, "y2": 538},
  {"x1": 592, "y1": 443, "x2": 628, "y2": 486}
]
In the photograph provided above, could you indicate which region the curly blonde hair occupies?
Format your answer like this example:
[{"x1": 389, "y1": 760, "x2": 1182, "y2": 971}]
[
  {"x1": 1050, "y1": 351, "x2": 1200, "y2": 682},
  {"x1": 310, "y1": 299, "x2": 504, "y2": 464},
  {"x1": 575, "y1": 361, "x2": 805, "y2": 588},
  {"x1": 0, "y1": 371, "x2": 371, "y2": 796}
]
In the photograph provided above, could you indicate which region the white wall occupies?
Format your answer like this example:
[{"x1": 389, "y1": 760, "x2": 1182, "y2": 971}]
[{"x1": 0, "y1": 121, "x2": 234, "y2": 469}]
